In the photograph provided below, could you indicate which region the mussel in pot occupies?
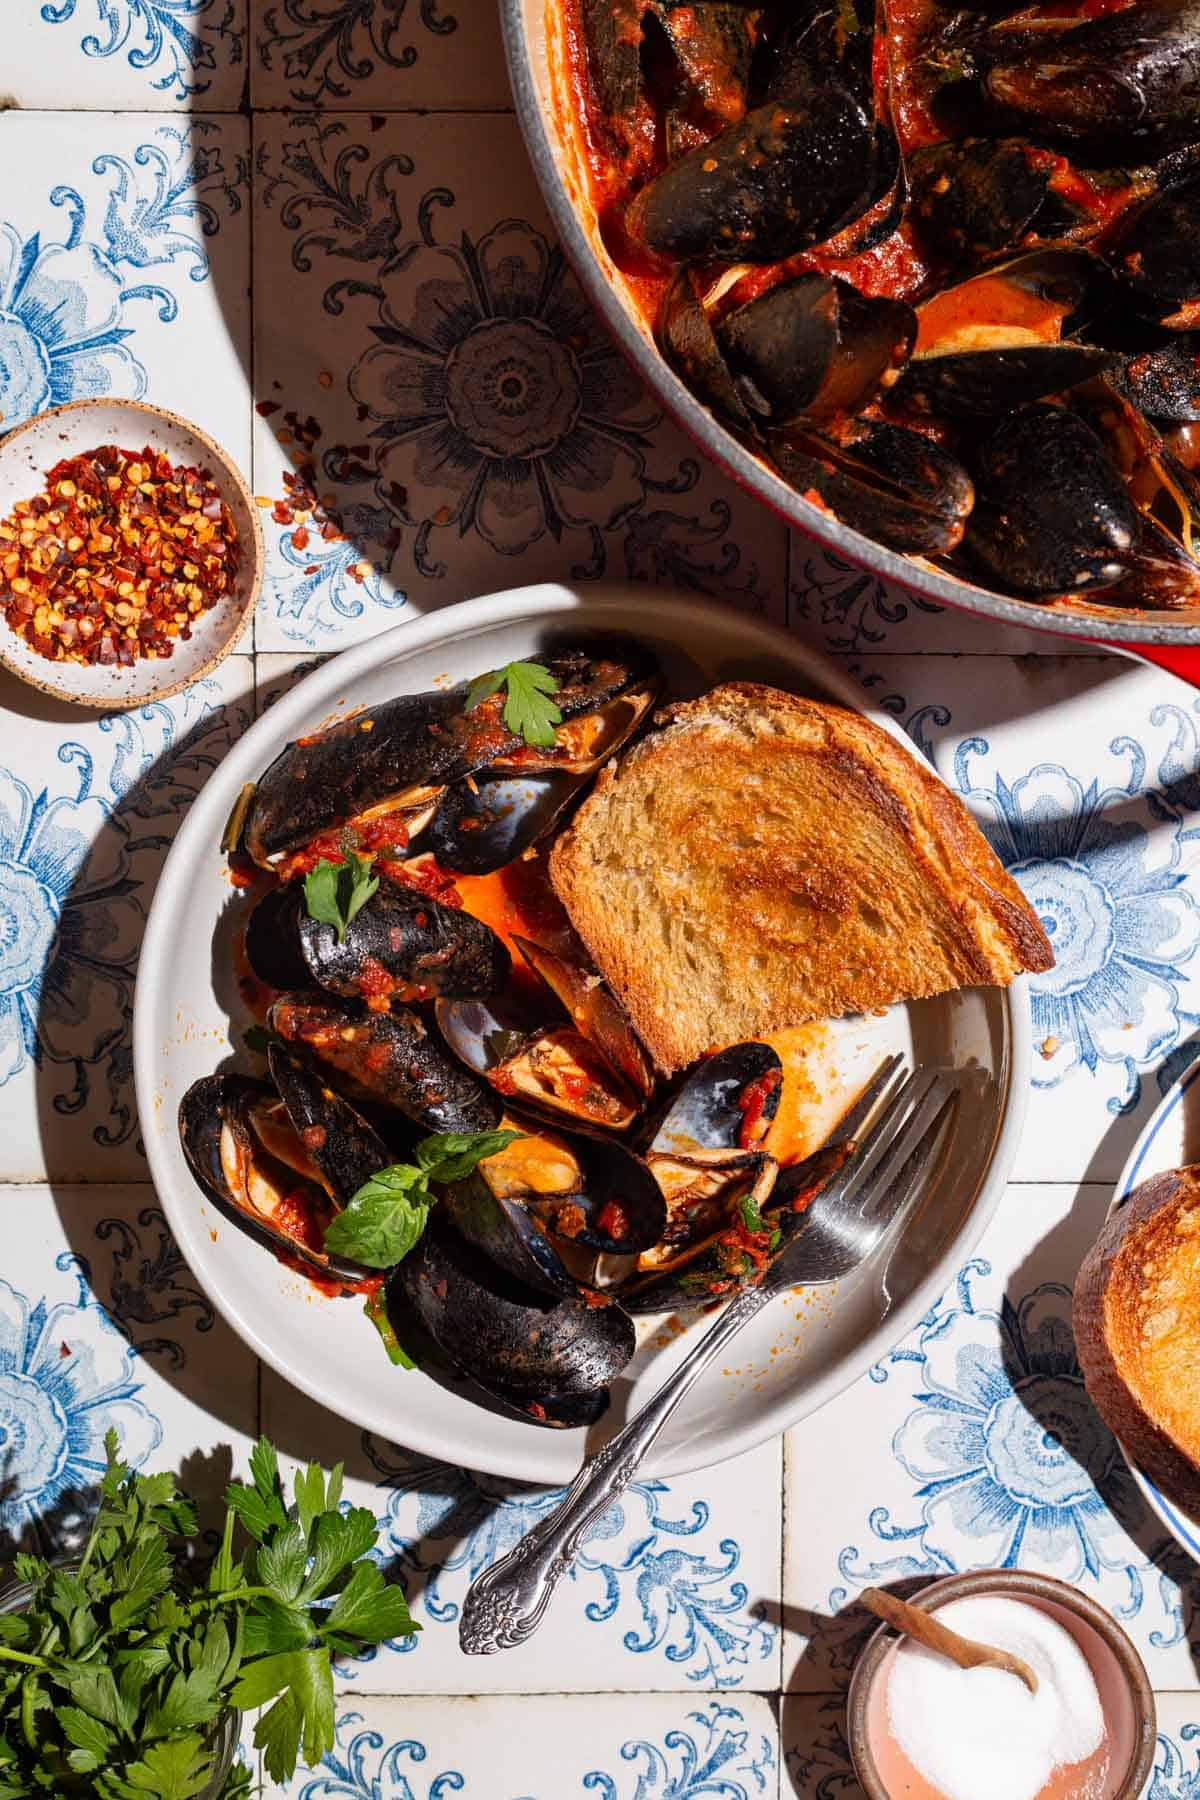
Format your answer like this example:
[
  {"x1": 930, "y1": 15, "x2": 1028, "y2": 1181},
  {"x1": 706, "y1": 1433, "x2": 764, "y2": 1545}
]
[
  {"x1": 397, "y1": 1213, "x2": 636, "y2": 1427},
  {"x1": 177, "y1": 1066, "x2": 384, "y2": 1282},
  {"x1": 769, "y1": 419, "x2": 974, "y2": 556},
  {"x1": 270, "y1": 993, "x2": 503, "y2": 1136}
]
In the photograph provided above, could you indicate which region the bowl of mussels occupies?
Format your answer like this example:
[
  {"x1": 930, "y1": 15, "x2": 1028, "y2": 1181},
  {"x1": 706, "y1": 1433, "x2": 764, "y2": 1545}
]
[
  {"x1": 502, "y1": 0, "x2": 1200, "y2": 659},
  {"x1": 134, "y1": 585, "x2": 1025, "y2": 1484}
]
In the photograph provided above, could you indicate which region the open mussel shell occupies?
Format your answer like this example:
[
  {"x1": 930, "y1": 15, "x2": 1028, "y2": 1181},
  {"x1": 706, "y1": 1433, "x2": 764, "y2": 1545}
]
[
  {"x1": 241, "y1": 641, "x2": 661, "y2": 868},
  {"x1": 244, "y1": 881, "x2": 308, "y2": 990},
  {"x1": 270, "y1": 992, "x2": 503, "y2": 1135},
  {"x1": 397, "y1": 1214, "x2": 635, "y2": 1428},
  {"x1": 964, "y1": 403, "x2": 1138, "y2": 596},
  {"x1": 513, "y1": 935, "x2": 655, "y2": 1100},
  {"x1": 647, "y1": 1040, "x2": 783, "y2": 1154},
  {"x1": 266, "y1": 1043, "x2": 392, "y2": 1204},
  {"x1": 298, "y1": 883, "x2": 510, "y2": 1003},
  {"x1": 437, "y1": 996, "x2": 642, "y2": 1131},
  {"x1": 177, "y1": 1073, "x2": 375, "y2": 1283},
  {"x1": 623, "y1": 1147, "x2": 778, "y2": 1313},
  {"x1": 769, "y1": 418, "x2": 974, "y2": 555},
  {"x1": 894, "y1": 345, "x2": 1116, "y2": 420}
]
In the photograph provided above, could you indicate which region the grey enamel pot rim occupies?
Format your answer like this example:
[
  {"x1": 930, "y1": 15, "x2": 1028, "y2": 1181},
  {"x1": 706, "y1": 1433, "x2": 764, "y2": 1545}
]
[
  {"x1": 499, "y1": 0, "x2": 1200, "y2": 650},
  {"x1": 845, "y1": 1569, "x2": 1158, "y2": 1800}
]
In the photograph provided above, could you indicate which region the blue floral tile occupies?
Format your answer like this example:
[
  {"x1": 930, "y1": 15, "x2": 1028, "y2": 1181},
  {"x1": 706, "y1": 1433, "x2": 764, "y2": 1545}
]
[
  {"x1": 0, "y1": 1183, "x2": 258, "y2": 1557},
  {"x1": 260, "y1": 1371, "x2": 781, "y2": 1695},
  {"x1": 251, "y1": 112, "x2": 786, "y2": 649},
  {"x1": 848, "y1": 653, "x2": 1200, "y2": 1179},
  {"x1": 3, "y1": 0, "x2": 246, "y2": 108},
  {"x1": 789, "y1": 537, "x2": 1111, "y2": 659},
  {"x1": 252, "y1": 0, "x2": 511, "y2": 111},
  {"x1": 0, "y1": 655, "x2": 253, "y2": 1181},
  {"x1": 0, "y1": 112, "x2": 251, "y2": 461},
  {"x1": 264, "y1": 1694, "x2": 781, "y2": 1797},
  {"x1": 782, "y1": 1181, "x2": 1200, "y2": 1694},
  {"x1": 1146, "y1": 1697, "x2": 1200, "y2": 1800}
]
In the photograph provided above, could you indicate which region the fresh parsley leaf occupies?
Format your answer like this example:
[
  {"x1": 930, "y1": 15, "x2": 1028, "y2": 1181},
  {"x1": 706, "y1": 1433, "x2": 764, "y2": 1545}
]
[
  {"x1": 59, "y1": 1706, "x2": 114, "y2": 1770},
  {"x1": 243, "y1": 1597, "x2": 313, "y2": 1659},
  {"x1": 238, "y1": 1649, "x2": 335, "y2": 1782},
  {"x1": 414, "y1": 1128, "x2": 523, "y2": 1184},
  {"x1": 319, "y1": 1559, "x2": 418, "y2": 1645},
  {"x1": 464, "y1": 660, "x2": 562, "y2": 748},
  {"x1": 364, "y1": 1286, "x2": 417, "y2": 1369},
  {"x1": 120, "y1": 1734, "x2": 215, "y2": 1799},
  {"x1": 323, "y1": 1170, "x2": 433, "y2": 1268},
  {"x1": 258, "y1": 1521, "x2": 308, "y2": 1604},
  {"x1": 292, "y1": 1463, "x2": 328, "y2": 1540},
  {"x1": 302, "y1": 852, "x2": 379, "y2": 945},
  {"x1": 738, "y1": 1193, "x2": 769, "y2": 1236},
  {"x1": 299, "y1": 1507, "x2": 378, "y2": 1604}
]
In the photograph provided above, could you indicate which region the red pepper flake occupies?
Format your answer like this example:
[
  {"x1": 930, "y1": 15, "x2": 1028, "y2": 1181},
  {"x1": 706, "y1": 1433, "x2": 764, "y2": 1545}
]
[
  {"x1": 256, "y1": 401, "x2": 280, "y2": 416},
  {"x1": 0, "y1": 444, "x2": 239, "y2": 666},
  {"x1": 596, "y1": 1198, "x2": 630, "y2": 1240},
  {"x1": 292, "y1": 526, "x2": 311, "y2": 551}
]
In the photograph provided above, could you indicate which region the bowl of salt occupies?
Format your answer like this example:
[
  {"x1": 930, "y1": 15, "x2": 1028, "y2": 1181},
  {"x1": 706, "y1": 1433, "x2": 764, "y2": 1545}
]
[{"x1": 845, "y1": 1569, "x2": 1156, "y2": 1800}]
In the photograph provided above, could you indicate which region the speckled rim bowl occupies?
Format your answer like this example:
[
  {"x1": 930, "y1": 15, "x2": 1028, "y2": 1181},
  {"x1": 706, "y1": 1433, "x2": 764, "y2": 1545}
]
[
  {"x1": 846, "y1": 1569, "x2": 1157, "y2": 1799},
  {"x1": 0, "y1": 399, "x2": 263, "y2": 709},
  {"x1": 499, "y1": 0, "x2": 1200, "y2": 650}
]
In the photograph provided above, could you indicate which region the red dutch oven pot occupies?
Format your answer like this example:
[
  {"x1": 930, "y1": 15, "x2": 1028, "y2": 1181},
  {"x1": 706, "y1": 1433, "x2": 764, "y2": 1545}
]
[{"x1": 501, "y1": 0, "x2": 1200, "y2": 688}]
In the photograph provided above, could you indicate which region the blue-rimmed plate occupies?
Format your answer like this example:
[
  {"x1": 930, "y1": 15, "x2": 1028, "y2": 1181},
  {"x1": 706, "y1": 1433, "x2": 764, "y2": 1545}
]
[{"x1": 1111, "y1": 1057, "x2": 1200, "y2": 1560}]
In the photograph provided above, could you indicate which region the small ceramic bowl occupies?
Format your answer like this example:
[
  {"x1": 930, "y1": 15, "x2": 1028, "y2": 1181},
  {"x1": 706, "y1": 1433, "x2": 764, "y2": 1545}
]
[
  {"x1": 0, "y1": 399, "x2": 263, "y2": 708},
  {"x1": 846, "y1": 1569, "x2": 1157, "y2": 1800}
]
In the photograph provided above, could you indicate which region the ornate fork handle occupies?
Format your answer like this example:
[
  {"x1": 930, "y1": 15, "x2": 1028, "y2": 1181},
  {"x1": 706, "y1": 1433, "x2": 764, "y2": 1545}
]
[{"x1": 458, "y1": 1280, "x2": 772, "y2": 1655}]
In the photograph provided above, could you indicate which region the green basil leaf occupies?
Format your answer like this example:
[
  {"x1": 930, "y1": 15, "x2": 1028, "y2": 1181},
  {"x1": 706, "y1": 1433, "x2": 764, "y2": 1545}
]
[{"x1": 323, "y1": 1176, "x2": 432, "y2": 1269}]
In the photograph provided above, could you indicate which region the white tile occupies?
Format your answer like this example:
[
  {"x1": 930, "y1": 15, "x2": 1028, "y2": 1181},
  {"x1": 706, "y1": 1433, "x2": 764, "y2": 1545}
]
[
  {"x1": 782, "y1": 1182, "x2": 1200, "y2": 1694},
  {"x1": 0, "y1": 113, "x2": 250, "y2": 458},
  {"x1": 788, "y1": 537, "x2": 1110, "y2": 659},
  {"x1": 837, "y1": 653, "x2": 1200, "y2": 1182},
  {"x1": 261, "y1": 1370, "x2": 782, "y2": 1695},
  {"x1": 0, "y1": 1183, "x2": 258, "y2": 1553},
  {"x1": 252, "y1": 3, "x2": 513, "y2": 110},
  {"x1": 251, "y1": 112, "x2": 786, "y2": 651},
  {"x1": 1, "y1": 3, "x2": 246, "y2": 110},
  {"x1": 0, "y1": 654, "x2": 253, "y2": 1181},
  {"x1": 262, "y1": 1693, "x2": 781, "y2": 1796}
]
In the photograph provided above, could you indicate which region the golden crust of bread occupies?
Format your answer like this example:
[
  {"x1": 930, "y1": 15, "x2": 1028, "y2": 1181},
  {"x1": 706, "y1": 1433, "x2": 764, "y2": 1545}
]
[
  {"x1": 1074, "y1": 1166, "x2": 1200, "y2": 1517},
  {"x1": 548, "y1": 681, "x2": 1053, "y2": 1073}
]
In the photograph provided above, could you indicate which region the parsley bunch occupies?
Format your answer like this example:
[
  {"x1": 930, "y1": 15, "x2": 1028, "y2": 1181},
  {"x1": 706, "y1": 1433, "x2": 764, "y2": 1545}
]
[{"x1": 0, "y1": 1434, "x2": 416, "y2": 1796}]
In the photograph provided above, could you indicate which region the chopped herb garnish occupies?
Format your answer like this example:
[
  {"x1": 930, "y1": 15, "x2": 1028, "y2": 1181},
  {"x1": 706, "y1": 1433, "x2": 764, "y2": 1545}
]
[
  {"x1": 738, "y1": 1192, "x2": 769, "y2": 1236},
  {"x1": 464, "y1": 660, "x2": 563, "y2": 748},
  {"x1": 303, "y1": 852, "x2": 379, "y2": 944},
  {"x1": 364, "y1": 1287, "x2": 417, "y2": 1370},
  {"x1": 323, "y1": 1129, "x2": 522, "y2": 1270}
]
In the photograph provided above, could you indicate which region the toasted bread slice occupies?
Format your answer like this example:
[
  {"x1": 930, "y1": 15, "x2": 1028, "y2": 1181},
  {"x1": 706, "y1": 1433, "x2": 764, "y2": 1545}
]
[
  {"x1": 548, "y1": 682, "x2": 1052, "y2": 1072},
  {"x1": 1074, "y1": 1166, "x2": 1200, "y2": 1516}
]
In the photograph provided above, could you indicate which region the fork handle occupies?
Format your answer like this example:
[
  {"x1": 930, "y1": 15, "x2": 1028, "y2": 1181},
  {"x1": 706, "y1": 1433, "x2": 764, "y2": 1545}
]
[{"x1": 458, "y1": 1280, "x2": 772, "y2": 1655}]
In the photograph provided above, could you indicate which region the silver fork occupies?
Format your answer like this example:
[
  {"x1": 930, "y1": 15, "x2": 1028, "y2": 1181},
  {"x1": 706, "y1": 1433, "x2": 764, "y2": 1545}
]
[{"x1": 458, "y1": 1057, "x2": 960, "y2": 1655}]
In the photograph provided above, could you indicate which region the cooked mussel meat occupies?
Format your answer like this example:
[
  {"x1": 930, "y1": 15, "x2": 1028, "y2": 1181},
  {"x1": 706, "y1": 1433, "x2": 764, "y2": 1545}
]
[
  {"x1": 965, "y1": 403, "x2": 1138, "y2": 596},
  {"x1": 241, "y1": 642, "x2": 660, "y2": 868},
  {"x1": 437, "y1": 995, "x2": 642, "y2": 1131},
  {"x1": 398, "y1": 1213, "x2": 636, "y2": 1427},
  {"x1": 513, "y1": 934, "x2": 655, "y2": 1100},
  {"x1": 177, "y1": 1071, "x2": 380, "y2": 1281},
  {"x1": 270, "y1": 993, "x2": 503, "y2": 1135}
]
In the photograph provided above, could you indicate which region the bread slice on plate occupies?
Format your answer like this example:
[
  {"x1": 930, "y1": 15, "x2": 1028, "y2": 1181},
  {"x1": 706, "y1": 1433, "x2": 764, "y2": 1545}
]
[
  {"x1": 548, "y1": 681, "x2": 1053, "y2": 1073},
  {"x1": 1074, "y1": 1166, "x2": 1200, "y2": 1515}
]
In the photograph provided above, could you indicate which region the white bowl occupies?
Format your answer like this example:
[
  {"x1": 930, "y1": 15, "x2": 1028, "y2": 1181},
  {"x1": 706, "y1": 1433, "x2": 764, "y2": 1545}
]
[
  {"x1": 134, "y1": 583, "x2": 1031, "y2": 1483},
  {"x1": 1109, "y1": 1060, "x2": 1200, "y2": 1560},
  {"x1": 0, "y1": 399, "x2": 262, "y2": 708}
]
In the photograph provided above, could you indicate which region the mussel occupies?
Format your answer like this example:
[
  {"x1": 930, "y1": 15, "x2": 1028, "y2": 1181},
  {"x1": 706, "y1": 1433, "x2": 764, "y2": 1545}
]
[
  {"x1": 437, "y1": 995, "x2": 642, "y2": 1131},
  {"x1": 644, "y1": 1040, "x2": 783, "y2": 1155},
  {"x1": 770, "y1": 418, "x2": 975, "y2": 555},
  {"x1": 514, "y1": 934, "x2": 655, "y2": 1101},
  {"x1": 269, "y1": 993, "x2": 503, "y2": 1135},
  {"x1": 1116, "y1": 334, "x2": 1200, "y2": 421},
  {"x1": 1110, "y1": 171, "x2": 1200, "y2": 329},
  {"x1": 398, "y1": 1213, "x2": 636, "y2": 1427},
  {"x1": 178, "y1": 1061, "x2": 385, "y2": 1281},
  {"x1": 440, "y1": 1120, "x2": 667, "y2": 1299},
  {"x1": 641, "y1": 0, "x2": 755, "y2": 149},
  {"x1": 241, "y1": 642, "x2": 661, "y2": 869}
]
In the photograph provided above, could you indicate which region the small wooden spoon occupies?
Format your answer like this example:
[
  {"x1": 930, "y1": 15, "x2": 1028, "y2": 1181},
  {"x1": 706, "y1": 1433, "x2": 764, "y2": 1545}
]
[{"x1": 861, "y1": 1586, "x2": 1039, "y2": 1695}]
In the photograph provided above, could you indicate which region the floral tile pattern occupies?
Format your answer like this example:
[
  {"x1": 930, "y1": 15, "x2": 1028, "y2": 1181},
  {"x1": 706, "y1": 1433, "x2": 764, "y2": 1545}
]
[
  {"x1": 251, "y1": 0, "x2": 511, "y2": 111},
  {"x1": 0, "y1": 655, "x2": 253, "y2": 1181},
  {"x1": 265, "y1": 1694, "x2": 781, "y2": 1798},
  {"x1": 261, "y1": 1372, "x2": 782, "y2": 1695},
  {"x1": 4, "y1": 0, "x2": 246, "y2": 108},
  {"x1": 251, "y1": 112, "x2": 786, "y2": 646}
]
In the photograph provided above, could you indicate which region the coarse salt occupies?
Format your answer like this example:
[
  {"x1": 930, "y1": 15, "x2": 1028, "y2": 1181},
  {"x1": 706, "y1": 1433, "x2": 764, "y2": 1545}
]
[{"x1": 886, "y1": 1596, "x2": 1106, "y2": 1800}]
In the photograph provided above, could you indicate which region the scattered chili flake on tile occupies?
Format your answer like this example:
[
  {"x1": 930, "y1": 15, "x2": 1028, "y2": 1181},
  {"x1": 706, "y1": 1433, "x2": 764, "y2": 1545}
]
[{"x1": 0, "y1": 443, "x2": 240, "y2": 666}]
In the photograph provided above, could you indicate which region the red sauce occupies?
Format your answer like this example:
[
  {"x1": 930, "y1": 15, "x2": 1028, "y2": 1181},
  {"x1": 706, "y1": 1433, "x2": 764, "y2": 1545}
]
[
  {"x1": 358, "y1": 814, "x2": 411, "y2": 854},
  {"x1": 737, "y1": 1067, "x2": 783, "y2": 1147},
  {"x1": 597, "y1": 1198, "x2": 630, "y2": 1239},
  {"x1": 274, "y1": 1186, "x2": 327, "y2": 1255}
]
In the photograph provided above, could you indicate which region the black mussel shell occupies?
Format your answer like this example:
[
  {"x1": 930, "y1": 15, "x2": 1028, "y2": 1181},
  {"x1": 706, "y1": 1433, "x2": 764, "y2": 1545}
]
[
  {"x1": 398, "y1": 1214, "x2": 635, "y2": 1428},
  {"x1": 908, "y1": 139, "x2": 1057, "y2": 265},
  {"x1": 422, "y1": 771, "x2": 582, "y2": 875},
  {"x1": 647, "y1": 1041, "x2": 783, "y2": 1154},
  {"x1": 177, "y1": 1073, "x2": 374, "y2": 1282},
  {"x1": 770, "y1": 418, "x2": 974, "y2": 555},
  {"x1": 965, "y1": 403, "x2": 1138, "y2": 596},
  {"x1": 437, "y1": 996, "x2": 641, "y2": 1132},
  {"x1": 1117, "y1": 333, "x2": 1200, "y2": 420},
  {"x1": 244, "y1": 882, "x2": 308, "y2": 991},
  {"x1": 270, "y1": 993, "x2": 503, "y2": 1135},
  {"x1": 267, "y1": 1043, "x2": 392, "y2": 1206},
  {"x1": 297, "y1": 883, "x2": 510, "y2": 1003},
  {"x1": 658, "y1": 268, "x2": 756, "y2": 430},
  {"x1": 1111, "y1": 176, "x2": 1200, "y2": 328},
  {"x1": 894, "y1": 344, "x2": 1117, "y2": 420},
  {"x1": 582, "y1": 0, "x2": 656, "y2": 178},
  {"x1": 440, "y1": 1176, "x2": 583, "y2": 1301},
  {"x1": 513, "y1": 935, "x2": 655, "y2": 1100},
  {"x1": 642, "y1": 0, "x2": 753, "y2": 139}
]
